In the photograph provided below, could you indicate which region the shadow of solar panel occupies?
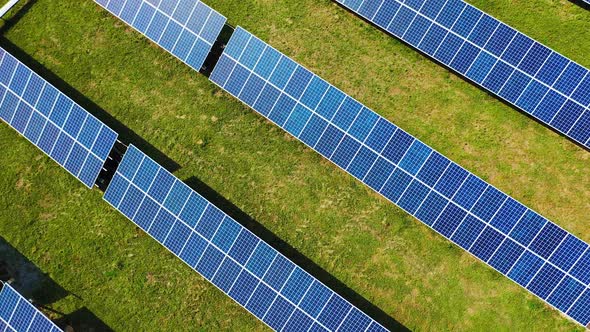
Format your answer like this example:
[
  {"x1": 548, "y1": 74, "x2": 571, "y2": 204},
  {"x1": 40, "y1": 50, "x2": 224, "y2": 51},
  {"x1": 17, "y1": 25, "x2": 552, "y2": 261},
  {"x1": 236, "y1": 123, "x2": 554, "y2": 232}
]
[
  {"x1": 334, "y1": 0, "x2": 590, "y2": 149},
  {"x1": 103, "y1": 145, "x2": 388, "y2": 332},
  {"x1": 210, "y1": 26, "x2": 590, "y2": 327},
  {"x1": 0, "y1": 282, "x2": 62, "y2": 332},
  {"x1": 0, "y1": 47, "x2": 117, "y2": 188},
  {"x1": 95, "y1": 0, "x2": 226, "y2": 72}
]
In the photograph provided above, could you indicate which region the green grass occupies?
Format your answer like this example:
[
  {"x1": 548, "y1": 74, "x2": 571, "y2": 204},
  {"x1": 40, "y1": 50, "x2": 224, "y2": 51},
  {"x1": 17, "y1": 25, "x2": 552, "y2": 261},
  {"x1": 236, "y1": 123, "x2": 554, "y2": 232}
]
[{"x1": 0, "y1": 0, "x2": 589, "y2": 330}]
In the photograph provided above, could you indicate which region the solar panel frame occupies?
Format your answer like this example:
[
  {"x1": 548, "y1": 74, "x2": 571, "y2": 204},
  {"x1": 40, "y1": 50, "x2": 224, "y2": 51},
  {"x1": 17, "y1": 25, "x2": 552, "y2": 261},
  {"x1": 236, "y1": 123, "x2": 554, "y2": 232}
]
[
  {"x1": 0, "y1": 47, "x2": 117, "y2": 188},
  {"x1": 210, "y1": 26, "x2": 590, "y2": 327},
  {"x1": 333, "y1": 0, "x2": 590, "y2": 149},
  {"x1": 95, "y1": 0, "x2": 227, "y2": 73},
  {"x1": 0, "y1": 282, "x2": 62, "y2": 332},
  {"x1": 103, "y1": 144, "x2": 388, "y2": 332}
]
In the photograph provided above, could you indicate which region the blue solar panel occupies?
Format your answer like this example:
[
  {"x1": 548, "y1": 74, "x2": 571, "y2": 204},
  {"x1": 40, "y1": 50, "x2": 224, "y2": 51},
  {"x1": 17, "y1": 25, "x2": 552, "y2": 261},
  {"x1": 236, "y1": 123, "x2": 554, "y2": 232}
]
[
  {"x1": 95, "y1": 0, "x2": 226, "y2": 72},
  {"x1": 0, "y1": 282, "x2": 62, "y2": 332},
  {"x1": 210, "y1": 26, "x2": 590, "y2": 327},
  {"x1": 103, "y1": 145, "x2": 388, "y2": 332},
  {"x1": 0, "y1": 47, "x2": 117, "y2": 188},
  {"x1": 334, "y1": 0, "x2": 590, "y2": 149}
]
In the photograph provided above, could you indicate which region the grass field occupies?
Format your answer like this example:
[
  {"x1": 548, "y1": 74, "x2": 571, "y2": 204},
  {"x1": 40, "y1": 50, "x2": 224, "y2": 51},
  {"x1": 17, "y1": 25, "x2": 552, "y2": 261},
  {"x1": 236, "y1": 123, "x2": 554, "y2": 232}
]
[{"x1": 0, "y1": 0, "x2": 589, "y2": 330}]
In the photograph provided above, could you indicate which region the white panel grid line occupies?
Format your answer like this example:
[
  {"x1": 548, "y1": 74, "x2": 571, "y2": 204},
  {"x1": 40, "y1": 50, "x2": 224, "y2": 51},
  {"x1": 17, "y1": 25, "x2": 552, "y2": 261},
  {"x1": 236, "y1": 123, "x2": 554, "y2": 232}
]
[
  {"x1": 339, "y1": 0, "x2": 590, "y2": 148},
  {"x1": 0, "y1": 283, "x2": 62, "y2": 332},
  {"x1": 0, "y1": 69, "x2": 116, "y2": 188},
  {"x1": 216, "y1": 43, "x2": 588, "y2": 290},
  {"x1": 106, "y1": 170, "x2": 334, "y2": 331},
  {"x1": 211, "y1": 26, "x2": 590, "y2": 326},
  {"x1": 104, "y1": 145, "x2": 387, "y2": 331},
  {"x1": 96, "y1": 0, "x2": 226, "y2": 74}
]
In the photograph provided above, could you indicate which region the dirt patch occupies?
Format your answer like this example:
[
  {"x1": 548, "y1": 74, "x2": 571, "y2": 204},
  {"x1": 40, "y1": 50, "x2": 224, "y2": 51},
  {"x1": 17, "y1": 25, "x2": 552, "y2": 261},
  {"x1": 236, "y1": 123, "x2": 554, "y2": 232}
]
[
  {"x1": 15, "y1": 177, "x2": 30, "y2": 191},
  {"x1": 38, "y1": 212, "x2": 56, "y2": 221}
]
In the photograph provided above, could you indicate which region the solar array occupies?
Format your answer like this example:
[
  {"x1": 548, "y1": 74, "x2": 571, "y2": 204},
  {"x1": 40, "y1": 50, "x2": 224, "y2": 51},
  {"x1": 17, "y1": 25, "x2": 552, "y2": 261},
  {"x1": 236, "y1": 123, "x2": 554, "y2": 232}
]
[
  {"x1": 334, "y1": 0, "x2": 590, "y2": 149},
  {"x1": 103, "y1": 145, "x2": 388, "y2": 332},
  {"x1": 0, "y1": 282, "x2": 62, "y2": 332},
  {"x1": 0, "y1": 47, "x2": 117, "y2": 188},
  {"x1": 210, "y1": 26, "x2": 590, "y2": 327},
  {"x1": 95, "y1": 0, "x2": 226, "y2": 72}
]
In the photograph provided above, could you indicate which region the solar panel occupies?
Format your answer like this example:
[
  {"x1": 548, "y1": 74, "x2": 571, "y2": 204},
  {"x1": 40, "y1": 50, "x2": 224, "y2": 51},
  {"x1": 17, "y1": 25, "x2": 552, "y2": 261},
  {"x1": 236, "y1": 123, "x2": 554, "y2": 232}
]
[
  {"x1": 0, "y1": 282, "x2": 62, "y2": 332},
  {"x1": 333, "y1": 0, "x2": 590, "y2": 149},
  {"x1": 210, "y1": 26, "x2": 590, "y2": 327},
  {"x1": 0, "y1": 47, "x2": 118, "y2": 188},
  {"x1": 103, "y1": 144, "x2": 388, "y2": 332},
  {"x1": 95, "y1": 0, "x2": 227, "y2": 72}
]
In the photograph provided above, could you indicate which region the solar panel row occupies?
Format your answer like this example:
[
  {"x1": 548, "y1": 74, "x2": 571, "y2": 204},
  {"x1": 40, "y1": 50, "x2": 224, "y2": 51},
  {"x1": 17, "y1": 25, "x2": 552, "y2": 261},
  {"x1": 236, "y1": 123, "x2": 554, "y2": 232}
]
[
  {"x1": 95, "y1": 0, "x2": 226, "y2": 72},
  {"x1": 0, "y1": 283, "x2": 62, "y2": 332},
  {"x1": 103, "y1": 145, "x2": 388, "y2": 332},
  {"x1": 210, "y1": 26, "x2": 590, "y2": 327},
  {"x1": 0, "y1": 47, "x2": 118, "y2": 188},
  {"x1": 334, "y1": 0, "x2": 590, "y2": 149}
]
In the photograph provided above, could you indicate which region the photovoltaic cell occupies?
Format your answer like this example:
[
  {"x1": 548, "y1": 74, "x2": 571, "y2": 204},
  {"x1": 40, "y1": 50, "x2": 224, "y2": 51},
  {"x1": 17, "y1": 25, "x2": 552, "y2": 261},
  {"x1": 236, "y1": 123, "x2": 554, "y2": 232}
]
[
  {"x1": 103, "y1": 145, "x2": 388, "y2": 332},
  {"x1": 210, "y1": 26, "x2": 590, "y2": 327},
  {"x1": 0, "y1": 282, "x2": 62, "y2": 332},
  {"x1": 334, "y1": 0, "x2": 590, "y2": 149},
  {"x1": 95, "y1": 0, "x2": 226, "y2": 72},
  {"x1": 0, "y1": 47, "x2": 117, "y2": 188}
]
